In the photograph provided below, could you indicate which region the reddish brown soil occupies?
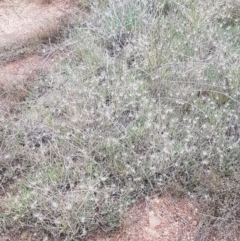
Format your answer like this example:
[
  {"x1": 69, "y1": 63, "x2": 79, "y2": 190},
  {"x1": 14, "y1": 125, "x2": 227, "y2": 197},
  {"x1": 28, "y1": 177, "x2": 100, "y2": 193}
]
[
  {"x1": 0, "y1": 55, "x2": 50, "y2": 84},
  {"x1": 88, "y1": 196, "x2": 200, "y2": 241},
  {"x1": 0, "y1": 54, "x2": 58, "y2": 112}
]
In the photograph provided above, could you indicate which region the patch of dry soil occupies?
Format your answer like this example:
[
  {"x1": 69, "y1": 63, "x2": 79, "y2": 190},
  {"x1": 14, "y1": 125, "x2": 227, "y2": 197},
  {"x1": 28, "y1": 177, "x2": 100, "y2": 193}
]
[
  {"x1": 0, "y1": 0, "x2": 75, "y2": 50},
  {"x1": 88, "y1": 195, "x2": 200, "y2": 241},
  {"x1": 0, "y1": 54, "x2": 57, "y2": 112}
]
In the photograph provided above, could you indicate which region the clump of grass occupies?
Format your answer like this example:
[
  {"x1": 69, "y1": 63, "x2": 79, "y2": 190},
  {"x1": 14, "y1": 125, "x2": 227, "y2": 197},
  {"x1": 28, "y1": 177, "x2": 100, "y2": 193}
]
[{"x1": 0, "y1": 0, "x2": 240, "y2": 240}]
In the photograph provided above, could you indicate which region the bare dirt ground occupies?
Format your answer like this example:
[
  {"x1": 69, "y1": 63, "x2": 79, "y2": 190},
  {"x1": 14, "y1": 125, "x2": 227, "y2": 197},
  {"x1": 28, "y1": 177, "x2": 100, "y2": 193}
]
[
  {"x1": 0, "y1": 0, "x2": 75, "y2": 50},
  {"x1": 88, "y1": 195, "x2": 200, "y2": 241},
  {"x1": 0, "y1": 54, "x2": 58, "y2": 112}
]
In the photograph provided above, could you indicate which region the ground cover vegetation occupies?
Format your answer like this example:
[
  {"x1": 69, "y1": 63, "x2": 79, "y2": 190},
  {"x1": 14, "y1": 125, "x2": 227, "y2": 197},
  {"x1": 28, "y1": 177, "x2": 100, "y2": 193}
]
[{"x1": 0, "y1": 0, "x2": 240, "y2": 240}]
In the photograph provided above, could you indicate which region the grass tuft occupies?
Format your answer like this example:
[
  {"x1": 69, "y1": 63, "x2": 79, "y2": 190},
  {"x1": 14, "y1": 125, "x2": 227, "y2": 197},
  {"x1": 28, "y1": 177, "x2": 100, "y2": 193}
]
[{"x1": 1, "y1": 0, "x2": 240, "y2": 240}]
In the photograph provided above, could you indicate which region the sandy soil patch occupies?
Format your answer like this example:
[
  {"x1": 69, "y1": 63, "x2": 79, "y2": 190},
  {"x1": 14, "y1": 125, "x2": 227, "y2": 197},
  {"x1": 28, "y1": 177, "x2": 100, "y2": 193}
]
[
  {"x1": 88, "y1": 195, "x2": 200, "y2": 241},
  {"x1": 0, "y1": 0, "x2": 76, "y2": 50}
]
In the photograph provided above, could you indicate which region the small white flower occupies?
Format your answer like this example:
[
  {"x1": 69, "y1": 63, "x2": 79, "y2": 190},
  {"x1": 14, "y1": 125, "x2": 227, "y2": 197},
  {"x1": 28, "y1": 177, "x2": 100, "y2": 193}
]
[
  {"x1": 65, "y1": 203, "x2": 72, "y2": 210},
  {"x1": 51, "y1": 201, "x2": 59, "y2": 209},
  {"x1": 202, "y1": 151, "x2": 208, "y2": 157},
  {"x1": 202, "y1": 160, "x2": 209, "y2": 165}
]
